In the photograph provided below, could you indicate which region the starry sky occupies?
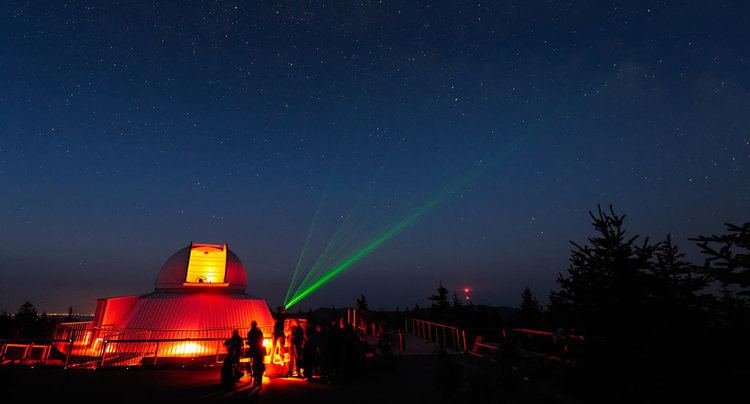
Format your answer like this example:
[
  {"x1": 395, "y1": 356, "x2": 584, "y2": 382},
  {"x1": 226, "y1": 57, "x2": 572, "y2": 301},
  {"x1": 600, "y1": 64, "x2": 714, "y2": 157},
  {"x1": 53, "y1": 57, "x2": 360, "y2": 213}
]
[{"x1": 1, "y1": 1, "x2": 748, "y2": 313}]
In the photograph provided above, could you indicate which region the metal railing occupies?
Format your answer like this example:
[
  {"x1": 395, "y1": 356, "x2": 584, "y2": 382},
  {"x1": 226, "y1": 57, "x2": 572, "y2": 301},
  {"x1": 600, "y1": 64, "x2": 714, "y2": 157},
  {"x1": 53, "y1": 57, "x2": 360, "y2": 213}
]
[
  {"x1": 504, "y1": 328, "x2": 584, "y2": 361},
  {"x1": 404, "y1": 318, "x2": 467, "y2": 353},
  {"x1": 404, "y1": 319, "x2": 583, "y2": 361},
  {"x1": 0, "y1": 343, "x2": 51, "y2": 364},
  {"x1": 50, "y1": 322, "x2": 275, "y2": 368}
]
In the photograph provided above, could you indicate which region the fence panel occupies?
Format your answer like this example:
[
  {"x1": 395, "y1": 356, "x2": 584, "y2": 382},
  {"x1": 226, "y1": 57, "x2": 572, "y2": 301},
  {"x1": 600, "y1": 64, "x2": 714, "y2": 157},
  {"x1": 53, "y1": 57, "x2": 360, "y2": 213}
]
[{"x1": 404, "y1": 318, "x2": 467, "y2": 353}]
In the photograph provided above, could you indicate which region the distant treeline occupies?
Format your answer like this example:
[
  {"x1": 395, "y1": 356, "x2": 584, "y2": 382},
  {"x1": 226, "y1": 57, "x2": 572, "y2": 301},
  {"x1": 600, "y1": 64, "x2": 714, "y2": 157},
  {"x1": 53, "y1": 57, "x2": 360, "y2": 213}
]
[{"x1": 0, "y1": 303, "x2": 78, "y2": 342}]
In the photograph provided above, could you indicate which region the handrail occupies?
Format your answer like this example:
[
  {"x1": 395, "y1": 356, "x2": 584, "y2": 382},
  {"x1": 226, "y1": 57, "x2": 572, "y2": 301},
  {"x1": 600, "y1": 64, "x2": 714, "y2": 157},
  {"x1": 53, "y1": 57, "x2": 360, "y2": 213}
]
[
  {"x1": 50, "y1": 322, "x2": 276, "y2": 368},
  {"x1": 404, "y1": 318, "x2": 584, "y2": 359},
  {"x1": 404, "y1": 318, "x2": 467, "y2": 353}
]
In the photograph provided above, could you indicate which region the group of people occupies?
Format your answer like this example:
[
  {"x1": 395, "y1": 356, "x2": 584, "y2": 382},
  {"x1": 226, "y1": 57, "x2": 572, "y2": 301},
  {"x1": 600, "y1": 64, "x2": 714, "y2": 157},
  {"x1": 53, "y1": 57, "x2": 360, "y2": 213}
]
[
  {"x1": 222, "y1": 320, "x2": 266, "y2": 389},
  {"x1": 283, "y1": 316, "x2": 364, "y2": 381},
  {"x1": 223, "y1": 312, "x2": 365, "y2": 389}
]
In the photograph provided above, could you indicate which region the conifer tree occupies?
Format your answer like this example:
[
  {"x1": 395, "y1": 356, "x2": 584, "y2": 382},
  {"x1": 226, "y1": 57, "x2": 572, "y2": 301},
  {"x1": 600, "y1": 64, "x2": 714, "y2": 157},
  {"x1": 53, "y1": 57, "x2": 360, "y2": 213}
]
[
  {"x1": 429, "y1": 282, "x2": 450, "y2": 310},
  {"x1": 549, "y1": 205, "x2": 656, "y2": 339},
  {"x1": 356, "y1": 294, "x2": 369, "y2": 315},
  {"x1": 693, "y1": 222, "x2": 750, "y2": 300},
  {"x1": 519, "y1": 286, "x2": 542, "y2": 326}
]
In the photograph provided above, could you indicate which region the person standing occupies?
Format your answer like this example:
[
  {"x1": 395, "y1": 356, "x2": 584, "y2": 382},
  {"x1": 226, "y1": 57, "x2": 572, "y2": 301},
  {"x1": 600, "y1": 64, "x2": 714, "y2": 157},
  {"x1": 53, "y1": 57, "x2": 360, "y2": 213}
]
[
  {"x1": 272, "y1": 308, "x2": 286, "y2": 362},
  {"x1": 302, "y1": 322, "x2": 319, "y2": 379},
  {"x1": 247, "y1": 321, "x2": 265, "y2": 388},
  {"x1": 221, "y1": 330, "x2": 244, "y2": 387},
  {"x1": 224, "y1": 329, "x2": 243, "y2": 363},
  {"x1": 289, "y1": 320, "x2": 305, "y2": 377}
]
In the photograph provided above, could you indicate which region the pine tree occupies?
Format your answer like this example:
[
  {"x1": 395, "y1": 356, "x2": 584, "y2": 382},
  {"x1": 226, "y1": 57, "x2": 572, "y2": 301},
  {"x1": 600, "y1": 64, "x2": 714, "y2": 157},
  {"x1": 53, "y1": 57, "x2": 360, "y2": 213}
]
[
  {"x1": 549, "y1": 205, "x2": 656, "y2": 339},
  {"x1": 356, "y1": 294, "x2": 369, "y2": 315},
  {"x1": 16, "y1": 301, "x2": 37, "y2": 324},
  {"x1": 15, "y1": 301, "x2": 38, "y2": 340},
  {"x1": 519, "y1": 286, "x2": 542, "y2": 326},
  {"x1": 692, "y1": 222, "x2": 750, "y2": 338},
  {"x1": 429, "y1": 282, "x2": 449, "y2": 310},
  {"x1": 65, "y1": 306, "x2": 74, "y2": 321},
  {"x1": 650, "y1": 234, "x2": 706, "y2": 306},
  {"x1": 452, "y1": 291, "x2": 462, "y2": 308},
  {"x1": 692, "y1": 222, "x2": 750, "y2": 300}
]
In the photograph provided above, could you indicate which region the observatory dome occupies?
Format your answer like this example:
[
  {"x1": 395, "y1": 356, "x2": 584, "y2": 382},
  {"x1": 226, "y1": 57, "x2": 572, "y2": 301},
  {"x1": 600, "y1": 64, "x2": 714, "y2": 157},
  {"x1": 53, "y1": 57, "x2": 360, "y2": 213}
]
[{"x1": 154, "y1": 243, "x2": 247, "y2": 291}]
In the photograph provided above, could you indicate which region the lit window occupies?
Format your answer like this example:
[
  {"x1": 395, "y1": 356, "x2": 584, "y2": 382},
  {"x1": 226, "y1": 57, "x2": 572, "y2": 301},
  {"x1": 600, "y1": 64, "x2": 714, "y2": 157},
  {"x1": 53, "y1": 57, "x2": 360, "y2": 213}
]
[{"x1": 185, "y1": 243, "x2": 227, "y2": 284}]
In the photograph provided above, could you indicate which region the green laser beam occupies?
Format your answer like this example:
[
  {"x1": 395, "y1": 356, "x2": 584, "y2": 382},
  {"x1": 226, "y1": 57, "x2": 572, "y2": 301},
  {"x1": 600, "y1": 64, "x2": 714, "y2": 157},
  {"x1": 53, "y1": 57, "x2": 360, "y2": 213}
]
[
  {"x1": 287, "y1": 173, "x2": 468, "y2": 307},
  {"x1": 284, "y1": 189, "x2": 326, "y2": 304},
  {"x1": 295, "y1": 207, "x2": 373, "y2": 295},
  {"x1": 285, "y1": 197, "x2": 441, "y2": 309},
  {"x1": 285, "y1": 134, "x2": 528, "y2": 308},
  {"x1": 309, "y1": 203, "x2": 401, "y2": 284},
  {"x1": 283, "y1": 133, "x2": 350, "y2": 304},
  {"x1": 292, "y1": 157, "x2": 391, "y2": 300}
]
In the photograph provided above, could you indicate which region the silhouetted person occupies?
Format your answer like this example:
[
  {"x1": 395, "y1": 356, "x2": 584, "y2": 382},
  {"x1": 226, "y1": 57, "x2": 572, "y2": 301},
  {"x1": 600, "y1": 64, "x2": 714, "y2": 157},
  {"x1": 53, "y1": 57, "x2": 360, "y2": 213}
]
[
  {"x1": 340, "y1": 323, "x2": 359, "y2": 380},
  {"x1": 289, "y1": 319, "x2": 305, "y2": 377},
  {"x1": 378, "y1": 323, "x2": 394, "y2": 358},
  {"x1": 321, "y1": 321, "x2": 338, "y2": 379},
  {"x1": 303, "y1": 323, "x2": 319, "y2": 379},
  {"x1": 221, "y1": 329, "x2": 244, "y2": 387},
  {"x1": 225, "y1": 329, "x2": 243, "y2": 362},
  {"x1": 247, "y1": 321, "x2": 265, "y2": 388},
  {"x1": 273, "y1": 308, "x2": 286, "y2": 362}
]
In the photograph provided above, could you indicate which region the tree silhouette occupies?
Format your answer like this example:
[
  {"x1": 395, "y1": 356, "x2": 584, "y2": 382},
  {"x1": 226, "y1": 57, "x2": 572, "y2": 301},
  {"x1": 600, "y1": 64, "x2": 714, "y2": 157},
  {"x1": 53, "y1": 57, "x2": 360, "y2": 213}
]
[
  {"x1": 550, "y1": 205, "x2": 656, "y2": 339},
  {"x1": 692, "y1": 222, "x2": 750, "y2": 300},
  {"x1": 548, "y1": 205, "x2": 730, "y2": 399},
  {"x1": 356, "y1": 294, "x2": 369, "y2": 315},
  {"x1": 646, "y1": 234, "x2": 708, "y2": 318},
  {"x1": 429, "y1": 282, "x2": 449, "y2": 310},
  {"x1": 65, "y1": 306, "x2": 74, "y2": 321},
  {"x1": 16, "y1": 301, "x2": 37, "y2": 323},
  {"x1": 452, "y1": 291, "x2": 462, "y2": 308},
  {"x1": 519, "y1": 286, "x2": 542, "y2": 326},
  {"x1": 15, "y1": 301, "x2": 38, "y2": 340}
]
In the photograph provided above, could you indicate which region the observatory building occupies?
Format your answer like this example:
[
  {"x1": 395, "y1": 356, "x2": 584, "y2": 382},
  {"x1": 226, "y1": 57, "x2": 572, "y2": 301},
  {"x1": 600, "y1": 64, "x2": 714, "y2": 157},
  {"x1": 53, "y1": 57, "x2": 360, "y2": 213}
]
[{"x1": 53, "y1": 243, "x2": 274, "y2": 367}]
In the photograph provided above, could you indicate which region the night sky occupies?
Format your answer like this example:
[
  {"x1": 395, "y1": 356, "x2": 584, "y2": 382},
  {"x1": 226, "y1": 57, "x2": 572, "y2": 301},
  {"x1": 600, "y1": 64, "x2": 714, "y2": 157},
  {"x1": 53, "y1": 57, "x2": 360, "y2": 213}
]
[{"x1": 1, "y1": 1, "x2": 748, "y2": 313}]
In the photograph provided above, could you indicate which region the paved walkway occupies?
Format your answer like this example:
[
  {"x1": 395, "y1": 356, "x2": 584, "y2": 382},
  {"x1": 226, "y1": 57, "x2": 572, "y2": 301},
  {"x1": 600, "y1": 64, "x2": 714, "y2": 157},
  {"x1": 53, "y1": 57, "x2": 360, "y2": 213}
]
[
  {"x1": 363, "y1": 333, "x2": 442, "y2": 356},
  {"x1": 1, "y1": 355, "x2": 442, "y2": 403}
]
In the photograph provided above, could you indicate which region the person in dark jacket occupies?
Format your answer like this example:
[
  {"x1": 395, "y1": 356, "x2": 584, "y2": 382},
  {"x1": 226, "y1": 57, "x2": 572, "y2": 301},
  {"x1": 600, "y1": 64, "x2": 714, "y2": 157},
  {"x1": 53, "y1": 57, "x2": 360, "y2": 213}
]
[
  {"x1": 302, "y1": 323, "x2": 319, "y2": 379},
  {"x1": 289, "y1": 320, "x2": 305, "y2": 377},
  {"x1": 247, "y1": 321, "x2": 265, "y2": 388},
  {"x1": 272, "y1": 308, "x2": 286, "y2": 361},
  {"x1": 221, "y1": 330, "x2": 244, "y2": 387}
]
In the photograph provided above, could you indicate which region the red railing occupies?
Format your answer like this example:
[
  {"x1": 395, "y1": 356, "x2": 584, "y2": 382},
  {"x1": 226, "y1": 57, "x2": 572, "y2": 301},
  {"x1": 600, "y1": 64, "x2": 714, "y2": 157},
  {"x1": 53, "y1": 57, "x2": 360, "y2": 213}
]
[
  {"x1": 50, "y1": 322, "x2": 275, "y2": 368},
  {"x1": 0, "y1": 343, "x2": 51, "y2": 364}
]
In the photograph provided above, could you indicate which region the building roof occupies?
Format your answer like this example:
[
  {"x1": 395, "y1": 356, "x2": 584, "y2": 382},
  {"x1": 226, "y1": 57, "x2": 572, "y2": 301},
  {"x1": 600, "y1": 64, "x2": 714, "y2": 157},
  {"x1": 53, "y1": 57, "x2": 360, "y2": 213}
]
[{"x1": 113, "y1": 292, "x2": 273, "y2": 331}]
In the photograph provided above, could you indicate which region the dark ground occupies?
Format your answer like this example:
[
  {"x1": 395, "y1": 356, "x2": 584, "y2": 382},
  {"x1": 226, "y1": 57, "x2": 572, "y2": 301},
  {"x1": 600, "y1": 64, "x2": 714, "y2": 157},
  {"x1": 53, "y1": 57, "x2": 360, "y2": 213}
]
[{"x1": 0, "y1": 355, "x2": 577, "y2": 404}]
